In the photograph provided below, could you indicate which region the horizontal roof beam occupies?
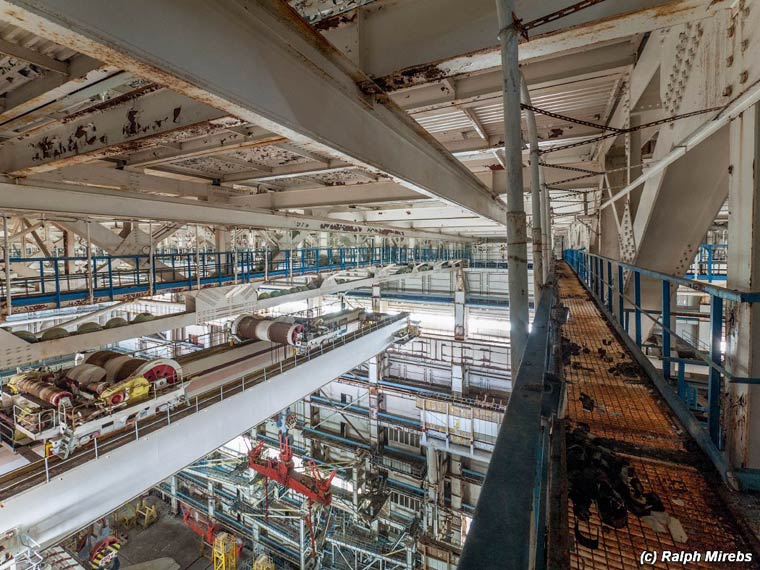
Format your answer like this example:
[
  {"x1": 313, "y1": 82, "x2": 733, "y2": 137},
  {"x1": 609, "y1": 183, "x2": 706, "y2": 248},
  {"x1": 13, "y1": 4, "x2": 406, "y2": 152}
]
[
  {"x1": 325, "y1": 0, "x2": 724, "y2": 90},
  {"x1": 0, "y1": 180, "x2": 472, "y2": 241},
  {"x1": 0, "y1": 88, "x2": 236, "y2": 175},
  {"x1": 230, "y1": 182, "x2": 425, "y2": 209},
  {"x1": 0, "y1": 0, "x2": 505, "y2": 223}
]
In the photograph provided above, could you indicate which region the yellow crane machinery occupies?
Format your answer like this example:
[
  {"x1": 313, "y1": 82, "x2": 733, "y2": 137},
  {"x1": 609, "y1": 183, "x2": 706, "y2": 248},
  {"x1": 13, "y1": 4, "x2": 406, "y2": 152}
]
[
  {"x1": 98, "y1": 376, "x2": 151, "y2": 406},
  {"x1": 212, "y1": 532, "x2": 237, "y2": 570},
  {"x1": 251, "y1": 554, "x2": 274, "y2": 570}
]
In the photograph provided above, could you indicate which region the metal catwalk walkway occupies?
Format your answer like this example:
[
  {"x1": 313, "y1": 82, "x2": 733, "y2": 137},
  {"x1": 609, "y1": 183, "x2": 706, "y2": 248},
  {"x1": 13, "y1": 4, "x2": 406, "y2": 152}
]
[{"x1": 557, "y1": 263, "x2": 756, "y2": 569}]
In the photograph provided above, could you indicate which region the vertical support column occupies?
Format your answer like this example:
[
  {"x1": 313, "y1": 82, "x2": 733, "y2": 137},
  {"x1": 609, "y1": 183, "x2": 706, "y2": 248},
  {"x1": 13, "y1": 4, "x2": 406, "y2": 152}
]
[
  {"x1": 264, "y1": 241, "x2": 269, "y2": 281},
  {"x1": 661, "y1": 280, "x2": 671, "y2": 379},
  {"x1": 618, "y1": 264, "x2": 624, "y2": 323},
  {"x1": 497, "y1": 0, "x2": 529, "y2": 373},
  {"x1": 87, "y1": 220, "x2": 95, "y2": 304},
  {"x1": 62, "y1": 229, "x2": 75, "y2": 274},
  {"x1": 454, "y1": 290, "x2": 466, "y2": 342},
  {"x1": 372, "y1": 284, "x2": 381, "y2": 314},
  {"x1": 634, "y1": 271, "x2": 642, "y2": 347},
  {"x1": 520, "y1": 72, "x2": 543, "y2": 291},
  {"x1": 725, "y1": 102, "x2": 760, "y2": 467},
  {"x1": 232, "y1": 227, "x2": 239, "y2": 284},
  {"x1": 170, "y1": 475, "x2": 178, "y2": 514},
  {"x1": 606, "y1": 261, "x2": 613, "y2": 314},
  {"x1": 708, "y1": 295, "x2": 723, "y2": 446},
  {"x1": 194, "y1": 225, "x2": 201, "y2": 291},
  {"x1": 368, "y1": 354, "x2": 385, "y2": 453},
  {"x1": 207, "y1": 480, "x2": 215, "y2": 518},
  {"x1": 2, "y1": 213, "x2": 11, "y2": 318}
]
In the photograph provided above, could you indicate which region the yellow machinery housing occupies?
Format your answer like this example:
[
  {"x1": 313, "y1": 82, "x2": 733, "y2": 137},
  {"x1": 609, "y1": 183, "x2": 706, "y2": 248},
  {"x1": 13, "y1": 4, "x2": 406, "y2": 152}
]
[
  {"x1": 98, "y1": 376, "x2": 151, "y2": 406},
  {"x1": 213, "y1": 532, "x2": 237, "y2": 570}
]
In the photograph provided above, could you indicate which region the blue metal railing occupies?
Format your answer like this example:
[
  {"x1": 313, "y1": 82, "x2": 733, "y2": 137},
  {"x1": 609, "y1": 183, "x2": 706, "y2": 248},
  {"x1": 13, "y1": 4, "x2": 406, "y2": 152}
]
[
  {"x1": 564, "y1": 249, "x2": 760, "y2": 490},
  {"x1": 458, "y1": 281, "x2": 564, "y2": 570},
  {"x1": 1, "y1": 246, "x2": 469, "y2": 308},
  {"x1": 686, "y1": 243, "x2": 728, "y2": 282}
]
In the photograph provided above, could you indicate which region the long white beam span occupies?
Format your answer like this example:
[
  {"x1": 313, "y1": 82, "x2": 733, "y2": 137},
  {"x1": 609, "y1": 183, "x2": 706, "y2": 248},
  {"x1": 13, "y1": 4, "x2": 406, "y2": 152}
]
[
  {"x1": 0, "y1": 0, "x2": 505, "y2": 223},
  {"x1": 0, "y1": 181, "x2": 469, "y2": 241},
  {"x1": 0, "y1": 317, "x2": 407, "y2": 556}
]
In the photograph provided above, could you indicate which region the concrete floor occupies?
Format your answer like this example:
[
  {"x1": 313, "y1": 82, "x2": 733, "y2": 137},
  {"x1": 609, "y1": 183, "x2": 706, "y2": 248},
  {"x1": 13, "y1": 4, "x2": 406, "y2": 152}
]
[{"x1": 118, "y1": 503, "x2": 212, "y2": 570}]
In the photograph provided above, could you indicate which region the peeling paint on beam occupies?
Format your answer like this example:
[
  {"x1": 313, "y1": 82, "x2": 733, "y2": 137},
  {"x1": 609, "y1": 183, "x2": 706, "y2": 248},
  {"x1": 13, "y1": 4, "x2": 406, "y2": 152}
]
[
  {"x1": 371, "y1": 0, "x2": 726, "y2": 91},
  {"x1": 0, "y1": 0, "x2": 504, "y2": 223},
  {"x1": 0, "y1": 88, "x2": 234, "y2": 175}
]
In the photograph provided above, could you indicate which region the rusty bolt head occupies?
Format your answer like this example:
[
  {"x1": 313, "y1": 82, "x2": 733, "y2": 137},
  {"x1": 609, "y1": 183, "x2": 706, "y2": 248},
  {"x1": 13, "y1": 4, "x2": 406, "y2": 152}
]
[
  {"x1": 728, "y1": 25, "x2": 736, "y2": 37},
  {"x1": 724, "y1": 85, "x2": 734, "y2": 97},
  {"x1": 727, "y1": 55, "x2": 735, "y2": 67},
  {"x1": 740, "y1": 70, "x2": 749, "y2": 83},
  {"x1": 742, "y1": 39, "x2": 749, "y2": 52}
]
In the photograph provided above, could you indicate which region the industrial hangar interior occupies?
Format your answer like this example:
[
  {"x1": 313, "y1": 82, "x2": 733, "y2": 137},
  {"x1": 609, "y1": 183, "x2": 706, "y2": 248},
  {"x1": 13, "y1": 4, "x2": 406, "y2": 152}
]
[{"x1": 0, "y1": 1, "x2": 759, "y2": 569}]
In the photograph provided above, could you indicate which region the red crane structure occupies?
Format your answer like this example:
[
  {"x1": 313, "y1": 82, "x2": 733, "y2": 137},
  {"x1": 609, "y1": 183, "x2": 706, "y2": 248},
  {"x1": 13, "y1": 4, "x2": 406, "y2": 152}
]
[{"x1": 248, "y1": 435, "x2": 336, "y2": 555}]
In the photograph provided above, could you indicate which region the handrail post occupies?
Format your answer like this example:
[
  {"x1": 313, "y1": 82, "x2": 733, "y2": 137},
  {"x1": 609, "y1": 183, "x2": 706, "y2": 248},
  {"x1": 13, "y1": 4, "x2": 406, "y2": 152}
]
[
  {"x1": 634, "y1": 270, "x2": 642, "y2": 347},
  {"x1": 606, "y1": 260, "x2": 613, "y2": 313},
  {"x1": 54, "y1": 260, "x2": 62, "y2": 308},
  {"x1": 617, "y1": 264, "x2": 624, "y2": 323},
  {"x1": 708, "y1": 295, "x2": 723, "y2": 445},
  {"x1": 662, "y1": 280, "x2": 671, "y2": 379}
]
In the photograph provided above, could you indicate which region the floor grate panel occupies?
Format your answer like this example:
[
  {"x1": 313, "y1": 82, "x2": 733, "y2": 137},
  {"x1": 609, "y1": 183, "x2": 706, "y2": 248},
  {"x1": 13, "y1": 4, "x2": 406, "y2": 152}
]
[{"x1": 558, "y1": 263, "x2": 757, "y2": 569}]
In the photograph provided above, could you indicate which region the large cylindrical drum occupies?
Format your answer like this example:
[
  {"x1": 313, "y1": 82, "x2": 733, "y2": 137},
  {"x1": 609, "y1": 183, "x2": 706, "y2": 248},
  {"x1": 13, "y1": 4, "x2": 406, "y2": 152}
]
[
  {"x1": 66, "y1": 363, "x2": 108, "y2": 386},
  {"x1": 232, "y1": 315, "x2": 302, "y2": 345},
  {"x1": 15, "y1": 377, "x2": 73, "y2": 406}
]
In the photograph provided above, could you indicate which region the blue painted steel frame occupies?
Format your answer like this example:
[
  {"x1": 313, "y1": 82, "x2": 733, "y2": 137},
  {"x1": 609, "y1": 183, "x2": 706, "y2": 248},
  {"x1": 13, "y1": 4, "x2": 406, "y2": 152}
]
[
  {"x1": 564, "y1": 249, "x2": 760, "y2": 490},
  {"x1": 2, "y1": 246, "x2": 470, "y2": 308}
]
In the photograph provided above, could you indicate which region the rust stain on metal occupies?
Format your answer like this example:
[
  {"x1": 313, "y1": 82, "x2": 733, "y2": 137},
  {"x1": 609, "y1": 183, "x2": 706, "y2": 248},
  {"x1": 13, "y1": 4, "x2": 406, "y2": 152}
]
[
  {"x1": 313, "y1": 12, "x2": 357, "y2": 31},
  {"x1": 63, "y1": 84, "x2": 162, "y2": 122}
]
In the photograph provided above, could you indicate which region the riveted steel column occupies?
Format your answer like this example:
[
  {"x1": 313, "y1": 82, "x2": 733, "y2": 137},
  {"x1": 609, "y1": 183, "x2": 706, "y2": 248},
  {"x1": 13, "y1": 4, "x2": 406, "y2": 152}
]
[
  {"x1": 497, "y1": 0, "x2": 529, "y2": 372},
  {"x1": 520, "y1": 72, "x2": 543, "y2": 291},
  {"x1": 2, "y1": 213, "x2": 11, "y2": 317}
]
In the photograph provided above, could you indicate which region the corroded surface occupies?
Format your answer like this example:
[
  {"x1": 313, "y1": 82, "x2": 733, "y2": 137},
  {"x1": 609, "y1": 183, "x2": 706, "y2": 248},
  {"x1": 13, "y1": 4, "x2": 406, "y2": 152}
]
[{"x1": 559, "y1": 263, "x2": 757, "y2": 569}]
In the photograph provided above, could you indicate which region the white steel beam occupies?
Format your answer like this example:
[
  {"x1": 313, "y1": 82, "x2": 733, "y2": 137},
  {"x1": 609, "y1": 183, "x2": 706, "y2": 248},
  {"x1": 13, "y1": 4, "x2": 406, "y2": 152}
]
[
  {"x1": 230, "y1": 182, "x2": 424, "y2": 209},
  {"x1": 0, "y1": 57, "x2": 114, "y2": 127},
  {"x1": 0, "y1": 317, "x2": 407, "y2": 554},
  {"x1": 30, "y1": 164, "x2": 237, "y2": 200},
  {"x1": 0, "y1": 0, "x2": 505, "y2": 223},
  {"x1": 0, "y1": 88, "x2": 232, "y2": 175},
  {"x1": 323, "y1": 0, "x2": 722, "y2": 90},
  {"x1": 0, "y1": 36, "x2": 68, "y2": 74},
  {"x1": 223, "y1": 160, "x2": 355, "y2": 184},
  {"x1": 0, "y1": 181, "x2": 469, "y2": 241}
]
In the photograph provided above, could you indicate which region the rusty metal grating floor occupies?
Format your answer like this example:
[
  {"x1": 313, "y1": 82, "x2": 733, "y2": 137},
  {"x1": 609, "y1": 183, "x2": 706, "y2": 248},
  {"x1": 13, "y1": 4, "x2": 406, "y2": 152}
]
[{"x1": 559, "y1": 263, "x2": 756, "y2": 569}]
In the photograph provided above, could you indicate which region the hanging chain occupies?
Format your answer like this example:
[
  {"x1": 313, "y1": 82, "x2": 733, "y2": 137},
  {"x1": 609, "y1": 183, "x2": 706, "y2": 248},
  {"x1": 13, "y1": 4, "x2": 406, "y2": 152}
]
[
  {"x1": 539, "y1": 106, "x2": 723, "y2": 155},
  {"x1": 522, "y1": 103, "x2": 624, "y2": 133},
  {"x1": 517, "y1": 0, "x2": 610, "y2": 37}
]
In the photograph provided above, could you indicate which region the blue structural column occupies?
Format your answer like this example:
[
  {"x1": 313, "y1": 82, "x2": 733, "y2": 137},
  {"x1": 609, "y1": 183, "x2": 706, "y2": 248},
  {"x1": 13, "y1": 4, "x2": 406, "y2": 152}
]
[
  {"x1": 708, "y1": 295, "x2": 723, "y2": 446},
  {"x1": 607, "y1": 261, "x2": 613, "y2": 313},
  {"x1": 634, "y1": 271, "x2": 642, "y2": 347},
  {"x1": 662, "y1": 281, "x2": 671, "y2": 379},
  {"x1": 618, "y1": 265, "x2": 624, "y2": 324}
]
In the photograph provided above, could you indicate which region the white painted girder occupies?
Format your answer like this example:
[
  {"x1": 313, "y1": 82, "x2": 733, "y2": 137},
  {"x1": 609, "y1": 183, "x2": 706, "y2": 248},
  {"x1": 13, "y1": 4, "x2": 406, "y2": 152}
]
[
  {"x1": 230, "y1": 182, "x2": 424, "y2": 209},
  {"x1": 0, "y1": 317, "x2": 407, "y2": 555},
  {"x1": 0, "y1": 88, "x2": 233, "y2": 175},
  {"x1": 0, "y1": 56, "x2": 113, "y2": 128},
  {"x1": 0, "y1": 0, "x2": 505, "y2": 223},
  {"x1": 0, "y1": 181, "x2": 469, "y2": 241},
  {"x1": 322, "y1": 0, "x2": 721, "y2": 88}
]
